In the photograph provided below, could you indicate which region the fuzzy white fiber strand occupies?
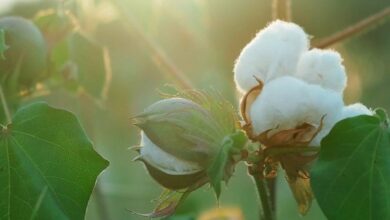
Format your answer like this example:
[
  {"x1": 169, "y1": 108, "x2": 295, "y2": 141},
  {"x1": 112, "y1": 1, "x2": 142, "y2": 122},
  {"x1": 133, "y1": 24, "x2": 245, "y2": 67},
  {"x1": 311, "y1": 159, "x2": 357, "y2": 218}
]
[
  {"x1": 249, "y1": 76, "x2": 344, "y2": 146},
  {"x1": 296, "y1": 49, "x2": 347, "y2": 93},
  {"x1": 341, "y1": 103, "x2": 373, "y2": 119},
  {"x1": 140, "y1": 132, "x2": 202, "y2": 175},
  {"x1": 234, "y1": 20, "x2": 309, "y2": 93}
]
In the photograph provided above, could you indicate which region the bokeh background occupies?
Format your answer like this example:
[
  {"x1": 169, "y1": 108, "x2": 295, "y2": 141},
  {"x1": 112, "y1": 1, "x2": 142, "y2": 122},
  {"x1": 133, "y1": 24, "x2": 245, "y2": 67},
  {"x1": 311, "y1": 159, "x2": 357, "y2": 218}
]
[{"x1": 1, "y1": 0, "x2": 389, "y2": 219}]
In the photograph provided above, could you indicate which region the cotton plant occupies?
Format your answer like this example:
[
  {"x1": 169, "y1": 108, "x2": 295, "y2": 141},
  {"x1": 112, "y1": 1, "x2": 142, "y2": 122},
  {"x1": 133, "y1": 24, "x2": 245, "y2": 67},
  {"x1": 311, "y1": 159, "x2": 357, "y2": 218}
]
[
  {"x1": 131, "y1": 91, "x2": 247, "y2": 217},
  {"x1": 235, "y1": 20, "x2": 373, "y2": 149},
  {"x1": 132, "y1": 20, "x2": 386, "y2": 220}
]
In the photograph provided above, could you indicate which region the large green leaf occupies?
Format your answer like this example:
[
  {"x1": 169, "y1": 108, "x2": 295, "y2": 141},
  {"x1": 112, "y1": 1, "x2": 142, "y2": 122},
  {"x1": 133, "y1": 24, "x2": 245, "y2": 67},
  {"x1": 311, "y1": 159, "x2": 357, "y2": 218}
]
[
  {"x1": 0, "y1": 102, "x2": 108, "y2": 220},
  {"x1": 311, "y1": 114, "x2": 390, "y2": 220}
]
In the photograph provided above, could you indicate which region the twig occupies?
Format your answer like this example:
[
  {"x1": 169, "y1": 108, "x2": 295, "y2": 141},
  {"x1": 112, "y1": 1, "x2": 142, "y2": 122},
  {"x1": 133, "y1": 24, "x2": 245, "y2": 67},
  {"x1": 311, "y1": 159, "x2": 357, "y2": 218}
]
[
  {"x1": 314, "y1": 7, "x2": 390, "y2": 48},
  {"x1": 272, "y1": 0, "x2": 292, "y2": 21},
  {"x1": 112, "y1": 0, "x2": 194, "y2": 90},
  {"x1": 266, "y1": 178, "x2": 276, "y2": 214},
  {"x1": 0, "y1": 84, "x2": 12, "y2": 124}
]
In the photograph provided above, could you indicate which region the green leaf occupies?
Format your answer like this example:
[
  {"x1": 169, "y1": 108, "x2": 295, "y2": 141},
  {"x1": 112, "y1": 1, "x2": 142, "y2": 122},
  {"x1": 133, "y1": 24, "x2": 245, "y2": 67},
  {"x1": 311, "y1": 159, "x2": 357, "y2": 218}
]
[
  {"x1": 207, "y1": 131, "x2": 247, "y2": 198},
  {"x1": 69, "y1": 32, "x2": 106, "y2": 98},
  {"x1": 0, "y1": 102, "x2": 108, "y2": 220},
  {"x1": 311, "y1": 113, "x2": 390, "y2": 220},
  {"x1": 0, "y1": 28, "x2": 9, "y2": 60}
]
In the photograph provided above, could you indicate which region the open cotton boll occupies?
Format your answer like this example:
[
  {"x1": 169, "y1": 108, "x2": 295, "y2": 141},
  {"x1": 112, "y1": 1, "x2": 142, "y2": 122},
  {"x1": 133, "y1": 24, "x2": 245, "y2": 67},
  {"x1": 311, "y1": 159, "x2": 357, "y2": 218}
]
[
  {"x1": 140, "y1": 132, "x2": 203, "y2": 175},
  {"x1": 341, "y1": 103, "x2": 373, "y2": 119},
  {"x1": 249, "y1": 76, "x2": 344, "y2": 144},
  {"x1": 307, "y1": 90, "x2": 344, "y2": 147},
  {"x1": 296, "y1": 49, "x2": 347, "y2": 93},
  {"x1": 310, "y1": 103, "x2": 372, "y2": 146},
  {"x1": 234, "y1": 20, "x2": 309, "y2": 93},
  {"x1": 249, "y1": 77, "x2": 310, "y2": 134}
]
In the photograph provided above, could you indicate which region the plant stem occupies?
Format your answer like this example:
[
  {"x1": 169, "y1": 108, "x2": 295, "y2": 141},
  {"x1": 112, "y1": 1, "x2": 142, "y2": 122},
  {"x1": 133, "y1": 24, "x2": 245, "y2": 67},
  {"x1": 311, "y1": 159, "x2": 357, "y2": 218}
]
[
  {"x1": 251, "y1": 173, "x2": 275, "y2": 220},
  {"x1": 266, "y1": 178, "x2": 277, "y2": 214},
  {"x1": 0, "y1": 84, "x2": 12, "y2": 124}
]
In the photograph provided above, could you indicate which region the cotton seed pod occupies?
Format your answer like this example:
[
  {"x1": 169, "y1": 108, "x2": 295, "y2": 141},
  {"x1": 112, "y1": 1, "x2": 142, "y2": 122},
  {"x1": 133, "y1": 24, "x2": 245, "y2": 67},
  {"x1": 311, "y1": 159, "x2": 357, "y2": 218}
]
[
  {"x1": 134, "y1": 98, "x2": 220, "y2": 165},
  {"x1": 234, "y1": 20, "x2": 309, "y2": 93},
  {"x1": 0, "y1": 16, "x2": 47, "y2": 87},
  {"x1": 133, "y1": 97, "x2": 243, "y2": 191},
  {"x1": 296, "y1": 49, "x2": 347, "y2": 93}
]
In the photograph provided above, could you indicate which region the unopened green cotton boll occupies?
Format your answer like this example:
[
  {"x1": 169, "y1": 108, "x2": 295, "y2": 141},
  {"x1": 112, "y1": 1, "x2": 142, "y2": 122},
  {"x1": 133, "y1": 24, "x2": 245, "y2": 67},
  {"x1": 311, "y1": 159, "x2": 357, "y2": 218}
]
[
  {"x1": 296, "y1": 49, "x2": 347, "y2": 93},
  {"x1": 234, "y1": 20, "x2": 309, "y2": 92},
  {"x1": 133, "y1": 97, "x2": 243, "y2": 190},
  {"x1": 0, "y1": 16, "x2": 47, "y2": 87},
  {"x1": 134, "y1": 98, "x2": 221, "y2": 165}
]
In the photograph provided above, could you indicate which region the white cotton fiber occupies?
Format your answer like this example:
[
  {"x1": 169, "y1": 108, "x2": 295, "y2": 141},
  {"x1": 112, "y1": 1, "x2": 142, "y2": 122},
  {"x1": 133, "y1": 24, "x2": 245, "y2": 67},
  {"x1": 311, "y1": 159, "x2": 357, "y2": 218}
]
[
  {"x1": 296, "y1": 49, "x2": 347, "y2": 93},
  {"x1": 234, "y1": 20, "x2": 309, "y2": 93},
  {"x1": 140, "y1": 132, "x2": 202, "y2": 175},
  {"x1": 249, "y1": 76, "x2": 344, "y2": 146},
  {"x1": 341, "y1": 103, "x2": 373, "y2": 119},
  {"x1": 309, "y1": 103, "x2": 372, "y2": 146}
]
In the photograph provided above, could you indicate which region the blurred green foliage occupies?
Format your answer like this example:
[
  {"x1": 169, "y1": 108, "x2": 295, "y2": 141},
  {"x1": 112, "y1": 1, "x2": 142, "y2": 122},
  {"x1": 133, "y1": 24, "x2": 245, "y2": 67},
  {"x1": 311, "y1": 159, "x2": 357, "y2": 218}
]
[{"x1": 1, "y1": 0, "x2": 389, "y2": 219}]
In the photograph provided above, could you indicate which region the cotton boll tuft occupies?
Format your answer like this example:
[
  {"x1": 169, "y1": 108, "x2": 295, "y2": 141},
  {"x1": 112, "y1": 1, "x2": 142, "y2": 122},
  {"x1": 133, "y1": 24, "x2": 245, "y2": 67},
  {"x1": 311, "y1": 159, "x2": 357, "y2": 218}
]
[
  {"x1": 296, "y1": 49, "x2": 347, "y2": 93},
  {"x1": 309, "y1": 103, "x2": 372, "y2": 146},
  {"x1": 341, "y1": 103, "x2": 373, "y2": 119},
  {"x1": 249, "y1": 76, "x2": 343, "y2": 146},
  {"x1": 140, "y1": 132, "x2": 202, "y2": 175},
  {"x1": 234, "y1": 20, "x2": 309, "y2": 93}
]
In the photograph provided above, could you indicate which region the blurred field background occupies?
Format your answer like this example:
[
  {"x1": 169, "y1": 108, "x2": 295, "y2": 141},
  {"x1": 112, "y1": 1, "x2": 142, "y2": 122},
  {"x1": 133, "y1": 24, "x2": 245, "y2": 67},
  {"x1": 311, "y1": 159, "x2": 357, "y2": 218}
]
[{"x1": 1, "y1": 0, "x2": 389, "y2": 219}]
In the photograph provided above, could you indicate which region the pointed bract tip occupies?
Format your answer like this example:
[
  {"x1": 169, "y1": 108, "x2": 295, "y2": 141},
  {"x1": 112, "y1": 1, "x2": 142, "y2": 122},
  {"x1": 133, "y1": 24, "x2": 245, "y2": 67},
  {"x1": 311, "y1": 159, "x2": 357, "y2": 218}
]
[
  {"x1": 132, "y1": 155, "x2": 142, "y2": 162},
  {"x1": 128, "y1": 145, "x2": 141, "y2": 153}
]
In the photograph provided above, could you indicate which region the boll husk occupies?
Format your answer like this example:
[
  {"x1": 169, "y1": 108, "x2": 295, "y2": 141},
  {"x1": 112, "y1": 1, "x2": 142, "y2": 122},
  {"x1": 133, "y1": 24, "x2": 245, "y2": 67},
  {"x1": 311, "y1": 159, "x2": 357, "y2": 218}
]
[
  {"x1": 140, "y1": 132, "x2": 203, "y2": 175},
  {"x1": 138, "y1": 132, "x2": 207, "y2": 190},
  {"x1": 234, "y1": 20, "x2": 309, "y2": 93},
  {"x1": 295, "y1": 49, "x2": 347, "y2": 93},
  {"x1": 134, "y1": 98, "x2": 219, "y2": 167},
  {"x1": 133, "y1": 94, "x2": 242, "y2": 192}
]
